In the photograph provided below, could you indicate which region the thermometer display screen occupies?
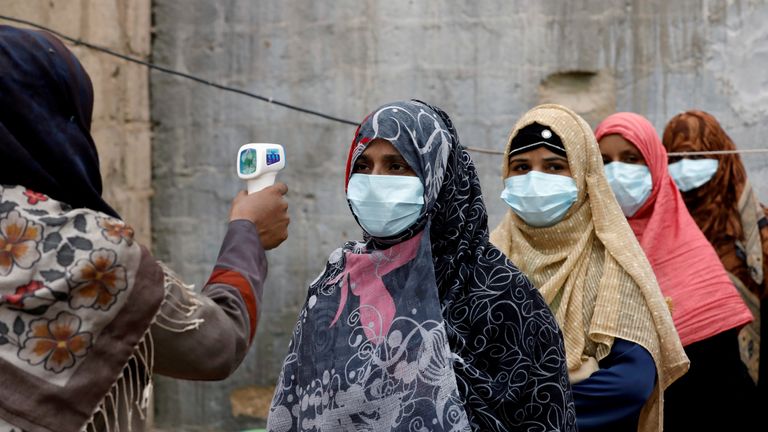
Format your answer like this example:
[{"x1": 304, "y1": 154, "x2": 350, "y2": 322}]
[
  {"x1": 266, "y1": 149, "x2": 281, "y2": 166},
  {"x1": 239, "y1": 148, "x2": 258, "y2": 175}
]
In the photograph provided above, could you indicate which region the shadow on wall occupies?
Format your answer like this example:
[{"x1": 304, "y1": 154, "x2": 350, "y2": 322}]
[{"x1": 539, "y1": 70, "x2": 617, "y2": 128}]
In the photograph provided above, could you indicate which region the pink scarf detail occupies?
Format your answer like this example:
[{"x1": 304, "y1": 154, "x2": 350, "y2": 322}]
[
  {"x1": 329, "y1": 232, "x2": 421, "y2": 344},
  {"x1": 595, "y1": 112, "x2": 752, "y2": 346}
]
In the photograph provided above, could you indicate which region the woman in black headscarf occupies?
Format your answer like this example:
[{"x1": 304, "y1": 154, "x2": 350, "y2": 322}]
[
  {"x1": 267, "y1": 100, "x2": 575, "y2": 431},
  {"x1": 0, "y1": 25, "x2": 289, "y2": 432}
]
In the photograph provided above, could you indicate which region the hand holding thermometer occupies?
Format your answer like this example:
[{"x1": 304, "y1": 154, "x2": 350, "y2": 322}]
[{"x1": 237, "y1": 143, "x2": 286, "y2": 193}]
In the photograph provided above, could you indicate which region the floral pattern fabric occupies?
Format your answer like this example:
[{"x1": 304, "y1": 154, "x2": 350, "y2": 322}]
[
  {"x1": 0, "y1": 184, "x2": 141, "y2": 384},
  {"x1": 0, "y1": 184, "x2": 265, "y2": 431},
  {"x1": 0, "y1": 209, "x2": 42, "y2": 276},
  {"x1": 18, "y1": 311, "x2": 93, "y2": 373}
]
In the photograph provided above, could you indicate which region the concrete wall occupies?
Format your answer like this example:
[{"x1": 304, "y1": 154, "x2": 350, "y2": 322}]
[
  {"x1": 148, "y1": 0, "x2": 768, "y2": 429},
  {"x1": 2, "y1": 0, "x2": 153, "y2": 246}
]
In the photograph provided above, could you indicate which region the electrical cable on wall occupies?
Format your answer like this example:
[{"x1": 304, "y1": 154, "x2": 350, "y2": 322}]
[
  {"x1": 2, "y1": 14, "x2": 768, "y2": 158},
  {"x1": 0, "y1": 14, "x2": 358, "y2": 127},
  {"x1": 462, "y1": 147, "x2": 768, "y2": 156}
]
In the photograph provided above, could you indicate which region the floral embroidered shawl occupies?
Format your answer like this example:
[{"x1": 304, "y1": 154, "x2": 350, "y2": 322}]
[
  {"x1": 0, "y1": 184, "x2": 164, "y2": 431},
  {"x1": 0, "y1": 25, "x2": 215, "y2": 432},
  {"x1": 268, "y1": 100, "x2": 575, "y2": 431}
]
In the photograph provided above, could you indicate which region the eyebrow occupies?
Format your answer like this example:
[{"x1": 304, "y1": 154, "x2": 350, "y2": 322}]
[
  {"x1": 509, "y1": 157, "x2": 530, "y2": 163},
  {"x1": 381, "y1": 154, "x2": 408, "y2": 163},
  {"x1": 543, "y1": 156, "x2": 568, "y2": 162}
]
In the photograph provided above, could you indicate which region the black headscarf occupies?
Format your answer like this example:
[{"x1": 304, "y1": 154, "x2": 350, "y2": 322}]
[
  {"x1": 509, "y1": 122, "x2": 567, "y2": 157},
  {"x1": 0, "y1": 25, "x2": 117, "y2": 217},
  {"x1": 268, "y1": 100, "x2": 575, "y2": 431}
]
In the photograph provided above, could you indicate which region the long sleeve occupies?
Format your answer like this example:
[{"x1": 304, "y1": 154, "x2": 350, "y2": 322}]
[
  {"x1": 572, "y1": 339, "x2": 656, "y2": 432},
  {"x1": 151, "y1": 219, "x2": 266, "y2": 380}
]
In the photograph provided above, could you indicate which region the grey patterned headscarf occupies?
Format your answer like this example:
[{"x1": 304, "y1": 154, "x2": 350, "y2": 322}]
[{"x1": 268, "y1": 100, "x2": 575, "y2": 431}]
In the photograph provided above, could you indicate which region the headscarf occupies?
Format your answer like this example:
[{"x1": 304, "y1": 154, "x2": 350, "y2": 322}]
[
  {"x1": 491, "y1": 104, "x2": 688, "y2": 432},
  {"x1": 0, "y1": 27, "x2": 189, "y2": 432},
  {"x1": 508, "y1": 122, "x2": 567, "y2": 157},
  {"x1": 662, "y1": 110, "x2": 768, "y2": 300},
  {"x1": 595, "y1": 112, "x2": 752, "y2": 347},
  {"x1": 268, "y1": 100, "x2": 576, "y2": 432},
  {"x1": 0, "y1": 25, "x2": 117, "y2": 217}
]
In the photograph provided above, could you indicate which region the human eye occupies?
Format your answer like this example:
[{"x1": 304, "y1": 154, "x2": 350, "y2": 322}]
[
  {"x1": 546, "y1": 162, "x2": 567, "y2": 172},
  {"x1": 390, "y1": 162, "x2": 407, "y2": 173},
  {"x1": 511, "y1": 162, "x2": 530, "y2": 172},
  {"x1": 352, "y1": 161, "x2": 371, "y2": 174},
  {"x1": 387, "y1": 156, "x2": 416, "y2": 175},
  {"x1": 623, "y1": 154, "x2": 639, "y2": 164},
  {"x1": 668, "y1": 156, "x2": 682, "y2": 164}
]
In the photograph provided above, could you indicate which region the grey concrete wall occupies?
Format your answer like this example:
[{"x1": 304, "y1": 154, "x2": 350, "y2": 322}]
[{"x1": 150, "y1": 0, "x2": 768, "y2": 429}]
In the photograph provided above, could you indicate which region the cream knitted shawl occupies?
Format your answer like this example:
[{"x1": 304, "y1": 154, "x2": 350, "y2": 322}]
[{"x1": 490, "y1": 104, "x2": 688, "y2": 432}]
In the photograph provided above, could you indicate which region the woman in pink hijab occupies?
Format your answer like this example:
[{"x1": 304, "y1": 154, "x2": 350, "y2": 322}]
[{"x1": 595, "y1": 112, "x2": 756, "y2": 431}]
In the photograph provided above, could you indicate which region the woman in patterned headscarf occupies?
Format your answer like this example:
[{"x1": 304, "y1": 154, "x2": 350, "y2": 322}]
[
  {"x1": 663, "y1": 110, "x2": 768, "y2": 422},
  {"x1": 267, "y1": 100, "x2": 576, "y2": 431},
  {"x1": 0, "y1": 25, "x2": 289, "y2": 431},
  {"x1": 491, "y1": 104, "x2": 688, "y2": 432},
  {"x1": 596, "y1": 112, "x2": 755, "y2": 432}
]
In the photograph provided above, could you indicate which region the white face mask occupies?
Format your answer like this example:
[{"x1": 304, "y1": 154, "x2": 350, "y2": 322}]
[
  {"x1": 604, "y1": 162, "x2": 653, "y2": 217},
  {"x1": 668, "y1": 159, "x2": 719, "y2": 192},
  {"x1": 347, "y1": 174, "x2": 425, "y2": 238},
  {"x1": 500, "y1": 171, "x2": 578, "y2": 227}
]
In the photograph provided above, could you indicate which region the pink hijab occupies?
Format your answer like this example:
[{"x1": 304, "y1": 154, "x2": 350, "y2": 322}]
[{"x1": 595, "y1": 112, "x2": 751, "y2": 346}]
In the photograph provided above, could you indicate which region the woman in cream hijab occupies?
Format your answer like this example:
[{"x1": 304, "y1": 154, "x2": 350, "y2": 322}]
[{"x1": 490, "y1": 104, "x2": 688, "y2": 432}]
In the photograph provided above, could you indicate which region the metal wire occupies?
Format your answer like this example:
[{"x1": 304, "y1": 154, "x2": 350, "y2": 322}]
[
  {"x1": 0, "y1": 14, "x2": 359, "y2": 127},
  {"x1": 3, "y1": 14, "x2": 767, "y2": 158}
]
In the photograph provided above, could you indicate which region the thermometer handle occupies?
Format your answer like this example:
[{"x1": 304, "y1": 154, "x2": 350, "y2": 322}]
[{"x1": 247, "y1": 172, "x2": 278, "y2": 194}]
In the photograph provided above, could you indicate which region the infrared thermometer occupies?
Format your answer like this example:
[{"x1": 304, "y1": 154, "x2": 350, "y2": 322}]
[{"x1": 237, "y1": 143, "x2": 286, "y2": 194}]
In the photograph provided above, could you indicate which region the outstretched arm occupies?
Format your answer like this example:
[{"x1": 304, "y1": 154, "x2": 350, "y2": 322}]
[{"x1": 150, "y1": 183, "x2": 289, "y2": 379}]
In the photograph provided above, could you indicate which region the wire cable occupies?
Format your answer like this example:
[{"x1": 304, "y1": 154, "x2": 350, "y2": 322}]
[
  {"x1": 3, "y1": 15, "x2": 768, "y2": 158},
  {"x1": 667, "y1": 148, "x2": 768, "y2": 156},
  {"x1": 467, "y1": 147, "x2": 768, "y2": 156},
  {"x1": 0, "y1": 14, "x2": 359, "y2": 126}
]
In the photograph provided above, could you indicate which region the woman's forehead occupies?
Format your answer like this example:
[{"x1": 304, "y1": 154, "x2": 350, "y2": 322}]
[
  {"x1": 509, "y1": 146, "x2": 568, "y2": 160},
  {"x1": 598, "y1": 133, "x2": 637, "y2": 149},
  {"x1": 360, "y1": 138, "x2": 400, "y2": 155}
]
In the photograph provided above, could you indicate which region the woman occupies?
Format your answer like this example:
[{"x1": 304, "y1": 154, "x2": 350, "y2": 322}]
[
  {"x1": 490, "y1": 104, "x2": 688, "y2": 432},
  {"x1": 595, "y1": 112, "x2": 755, "y2": 431},
  {"x1": 0, "y1": 25, "x2": 289, "y2": 431},
  {"x1": 267, "y1": 100, "x2": 576, "y2": 431},
  {"x1": 663, "y1": 110, "x2": 768, "y2": 417}
]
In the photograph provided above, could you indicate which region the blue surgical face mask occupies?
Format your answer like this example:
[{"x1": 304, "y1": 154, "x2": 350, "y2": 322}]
[
  {"x1": 347, "y1": 174, "x2": 425, "y2": 237},
  {"x1": 604, "y1": 162, "x2": 653, "y2": 217},
  {"x1": 500, "y1": 171, "x2": 578, "y2": 227},
  {"x1": 668, "y1": 159, "x2": 719, "y2": 192}
]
